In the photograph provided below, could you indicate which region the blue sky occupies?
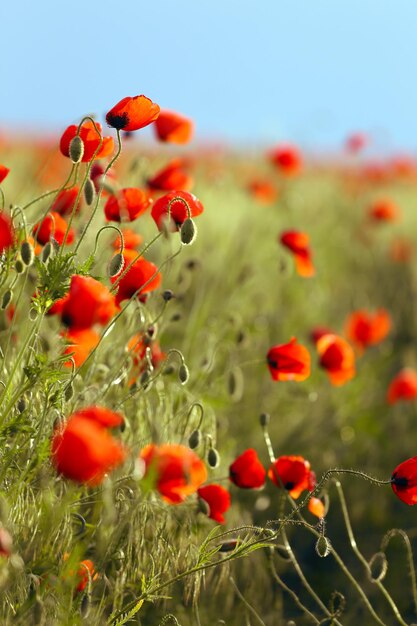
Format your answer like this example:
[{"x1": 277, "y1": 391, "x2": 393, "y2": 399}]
[{"x1": 2, "y1": 1, "x2": 417, "y2": 150}]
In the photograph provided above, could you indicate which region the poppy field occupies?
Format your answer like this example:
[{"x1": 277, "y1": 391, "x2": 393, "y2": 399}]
[{"x1": 1, "y1": 97, "x2": 417, "y2": 625}]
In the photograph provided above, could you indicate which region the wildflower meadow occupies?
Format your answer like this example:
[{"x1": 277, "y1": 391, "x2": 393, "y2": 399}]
[{"x1": 1, "y1": 94, "x2": 417, "y2": 626}]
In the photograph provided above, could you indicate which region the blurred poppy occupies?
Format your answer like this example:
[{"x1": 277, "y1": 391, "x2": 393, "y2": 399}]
[
  {"x1": 345, "y1": 132, "x2": 368, "y2": 154},
  {"x1": 197, "y1": 484, "x2": 231, "y2": 523},
  {"x1": 268, "y1": 455, "x2": 316, "y2": 499},
  {"x1": 391, "y1": 457, "x2": 417, "y2": 505},
  {"x1": 112, "y1": 228, "x2": 143, "y2": 251},
  {"x1": 345, "y1": 309, "x2": 391, "y2": 352},
  {"x1": 33, "y1": 212, "x2": 75, "y2": 246},
  {"x1": 51, "y1": 187, "x2": 81, "y2": 216},
  {"x1": 389, "y1": 237, "x2": 413, "y2": 263},
  {"x1": 147, "y1": 159, "x2": 193, "y2": 192},
  {"x1": 128, "y1": 333, "x2": 166, "y2": 371},
  {"x1": 267, "y1": 337, "x2": 310, "y2": 382},
  {"x1": 368, "y1": 198, "x2": 400, "y2": 223},
  {"x1": 248, "y1": 179, "x2": 277, "y2": 205},
  {"x1": 387, "y1": 368, "x2": 417, "y2": 404},
  {"x1": 106, "y1": 95, "x2": 160, "y2": 132},
  {"x1": 60, "y1": 121, "x2": 114, "y2": 162},
  {"x1": 51, "y1": 409, "x2": 126, "y2": 485},
  {"x1": 280, "y1": 230, "x2": 314, "y2": 277},
  {"x1": 62, "y1": 328, "x2": 100, "y2": 368},
  {"x1": 317, "y1": 334, "x2": 355, "y2": 386},
  {"x1": 61, "y1": 275, "x2": 117, "y2": 330},
  {"x1": 270, "y1": 144, "x2": 302, "y2": 176},
  {"x1": 308, "y1": 497, "x2": 325, "y2": 518},
  {"x1": 154, "y1": 110, "x2": 193, "y2": 144},
  {"x1": 104, "y1": 188, "x2": 152, "y2": 222},
  {"x1": 151, "y1": 190, "x2": 204, "y2": 231},
  {"x1": 0, "y1": 528, "x2": 12, "y2": 558},
  {"x1": 111, "y1": 249, "x2": 161, "y2": 306},
  {"x1": 139, "y1": 443, "x2": 207, "y2": 504},
  {"x1": 0, "y1": 165, "x2": 10, "y2": 183},
  {"x1": 0, "y1": 214, "x2": 14, "y2": 252},
  {"x1": 90, "y1": 162, "x2": 117, "y2": 193},
  {"x1": 229, "y1": 449, "x2": 266, "y2": 489},
  {"x1": 63, "y1": 553, "x2": 98, "y2": 592}
]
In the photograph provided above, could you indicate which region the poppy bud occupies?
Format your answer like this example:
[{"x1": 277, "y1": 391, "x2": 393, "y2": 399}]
[
  {"x1": 80, "y1": 593, "x2": 90, "y2": 617},
  {"x1": 315, "y1": 535, "x2": 331, "y2": 558},
  {"x1": 368, "y1": 552, "x2": 388, "y2": 583},
  {"x1": 180, "y1": 218, "x2": 197, "y2": 245},
  {"x1": 163, "y1": 364, "x2": 175, "y2": 375},
  {"x1": 259, "y1": 413, "x2": 270, "y2": 427},
  {"x1": 41, "y1": 242, "x2": 53, "y2": 263},
  {"x1": 20, "y1": 241, "x2": 34, "y2": 266},
  {"x1": 14, "y1": 259, "x2": 24, "y2": 274},
  {"x1": 29, "y1": 308, "x2": 38, "y2": 321},
  {"x1": 178, "y1": 363, "x2": 189, "y2": 384},
  {"x1": 227, "y1": 367, "x2": 244, "y2": 401},
  {"x1": 69, "y1": 135, "x2": 84, "y2": 163},
  {"x1": 109, "y1": 253, "x2": 124, "y2": 277},
  {"x1": 218, "y1": 539, "x2": 240, "y2": 552},
  {"x1": 17, "y1": 398, "x2": 26, "y2": 413},
  {"x1": 84, "y1": 178, "x2": 96, "y2": 206},
  {"x1": 171, "y1": 313, "x2": 182, "y2": 322},
  {"x1": 162, "y1": 289, "x2": 174, "y2": 301},
  {"x1": 140, "y1": 370, "x2": 152, "y2": 390},
  {"x1": 1, "y1": 289, "x2": 12, "y2": 310},
  {"x1": 33, "y1": 598, "x2": 45, "y2": 625},
  {"x1": 207, "y1": 447, "x2": 220, "y2": 468},
  {"x1": 64, "y1": 383, "x2": 74, "y2": 401},
  {"x1": 188, "y1": 429, "x2": 201, "y2": 449},
  {"x1": 197, "y1": 497, "x2": 211, "y2": 516}
]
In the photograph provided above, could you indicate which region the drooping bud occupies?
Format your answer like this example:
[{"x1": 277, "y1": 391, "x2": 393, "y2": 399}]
[
  {"x1": 14, "y1": 259, "x2": 24, "y2": 274},
  {"x1": 1, "y1": 289, "x2": 12, "y2": 310},
  {"x1": 180, "y1": 218, "x2": 197, "y2": 245},
  {"x1": 20, "y1": 241, "x2": 35, "y2": 266},
  {"x1": 218, "y1": 538, "x2": 240, "y2": 553},
  {"x1": 17, "y1": 398, "x2": 26, "y2": 413},
  {"x1": 84, "y1": 178, "x2": 96, "y2": 206},
  {"x1": 227, "y1": 366, "x2": 244, "y2": 401},
  {"x1": 207, "y1": 447, "x2": 220, "y2": 468},
  {"x1": 162, "y1": 289, "x2": 174, "y2": 302},
  {"x1": 188, "y1": 429, "x2": 201, "y2": 449},
  {"x1": 109, "y1": 253, "x2": 124, "y2": 277},
  {"x1": 69, "y1": 135, "x2": 84, "y2": 163},
  {"x1": 41, "y1": 242, "x2": 53, "y2": 263},
  {"x1": 260, "y1": 413, "x2": 270, "y2": 427},
  {"x1": 64, "y1": 383, "x2": 74, "y2": 402},
  {"x1": 315, "y1": 535, "x2": 331, "y2": 558},
  {"x1": 178, "y1": 363, "x2": 189, "y2": 384}
]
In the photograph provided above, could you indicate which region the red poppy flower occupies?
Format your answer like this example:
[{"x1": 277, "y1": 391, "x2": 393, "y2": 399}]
[
  {"x1": 229, "y1": 449, "x2": 266, "y2": 489},
  {"x1": 391, "y1": 457, "x2": 417, "y2": 505},
  {"x1": 368, "y1": 198, "x2": 400, "y2": 222},
  {"x1": 51, "y1": 409, "x2": 126, "y2": 485},
  {"x1": 50, "y1": 187, "x2": 81, "y2": 216},
  {"x1": 111, "y1": 249, "x2": 161, "y2": 306},
  {"x1": 154, "y1": 110, "x2": 193, "y2": 144},
  {"x1": 147, "y1": 159, "x2": 193, "y2": 192},
  {"x1": 151, "y1": 190, "x2": 204, "y2": 231},
  {"x1": 345, "y1": 132, "x2": 368, "y2": 154},
  {"x1": 280, "y1": 231, "x2": 314, "y2": 277},
  {"x1": 104, "y1": 188, "x2": 152, "y2": 222},
  {"x1": 316, "y1": 334, "x2": 355, "y2": 386},
  {"x1": 61, "y1": 275, "x2": 117, "y2": 330},
  {"x1": 33, "y1": 212, "x2": 75, "y2": 246},
  {"x1": 0, "y1": 165, "x2": 10, "y2": 184},
  {"x1": 248, "y1": 179, "x2": 278, "y2": 205},
  {"x1": 90, "y1": 162, "x2": 117, "y2": 193},
  {"x1": 308, "y1": 497, "x2": 325, "y2": 518},
  {"x1": 112, "y1": 228, "x2": 143, "y2": 250},
  {"x1": 270, "y1": 145, "x2": 302, "y2": 176},
  {"x1": 106, "y1": 95, "x2": 160, "y2": 132},
  {"x1": 62, "y1": 328, "x2": 100, "y2": 368},
  {"x1": 267, "y1": 337, "x2": 310, "y2": 382},
  {"x1": 128, "y1": 333, "x2": 166, "y2": 370},
  {"x1": 63, "y1": 554, "x2": 98, "y2": 592},
  {"x1": 268, "y1": 455, "x2": 316, "y2": 499},
  {"x1": 139, "y1": 443, "x2": 207, "y2": 504},
  {"x1": 60, "y1": 121, "x2": 114, "y2": 162},
  {"x1": 197, "y1": 484, "x2": 231, "y2": 524},
  {"x1": 345, "y1": 309, "x2": 391, "y2": 352},
  {"x1": 0, "y1": 214, "x2": 14, "y2": 252},
  {"x1": 387, "y1": 368, "x2": 417, "y2": 404}
]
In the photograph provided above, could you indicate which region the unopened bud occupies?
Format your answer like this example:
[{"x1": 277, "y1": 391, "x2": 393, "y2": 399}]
[
  {"x1": 84, "y1": 178, "x2": 96, "y2": 206},
  {"x1": 41, "y1": 242, "x2": 53, "y2": 263},
  {"x1": 260, "y1": 413, "x2": 270, "y2": 427},
  {"x1": 162, "y1": 289, "x2": 174, "y2": 302},
  {"x1": 178, "y1": 363, "x2": 189, "y2": 384},
  {"x1": 140, "y1": 370, "x2": 152, "y2": 390},
  {"x1": 109, "y1": 253, "x2": 124, "y2": 277},
  {"x1": 69, "y1": 135, "x2": 84, "y2": 163},
  {"x1": 1, "y1": 289, "x2": 12, "y2": 310},
  {"x1": 14, "y1": 259, "x2": 24, "y2": 274},
  {"x1": 80, "y1": 593, "x2": 90, "y2": 617},
  {"x1": 64, "y1": 383, "x2": 74, "y2": 401},
  {"x1": 188, "y1": 429, "x2": 201, "y2": 449},
  {"x1": 218, "y1": 539, "x2": 240, "y2": 553},
  {"x1": 17, "y1": 398, "x2": 26, "y2": 413},
  {"x1": 180, "y1": 218, "x2": 197, "y2": 245},
  {"x1": 20, "y1": 241, "x2": 35, "y2": 266},
  {"x1": 207, "y1": 447, "x2": 220, "y2": 468},
  {"x1": 315, "y1": 535, "x2": 331, "y2": 558},
  {"x1": 171, "y1": 313, "x2": 182, "y2": 322},
  {"x1": 227, "y1": 367, "x2": 243, "y2": 401}
]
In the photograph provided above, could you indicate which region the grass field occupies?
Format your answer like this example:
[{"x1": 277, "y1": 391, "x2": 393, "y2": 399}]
[{"x1": 1, "y1": 111, "x2": 417, "y2": 625}]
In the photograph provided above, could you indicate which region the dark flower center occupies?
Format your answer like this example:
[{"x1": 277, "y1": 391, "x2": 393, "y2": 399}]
[{"x1": 106, "y1": 112, "x2": 129, "y2": 130}]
